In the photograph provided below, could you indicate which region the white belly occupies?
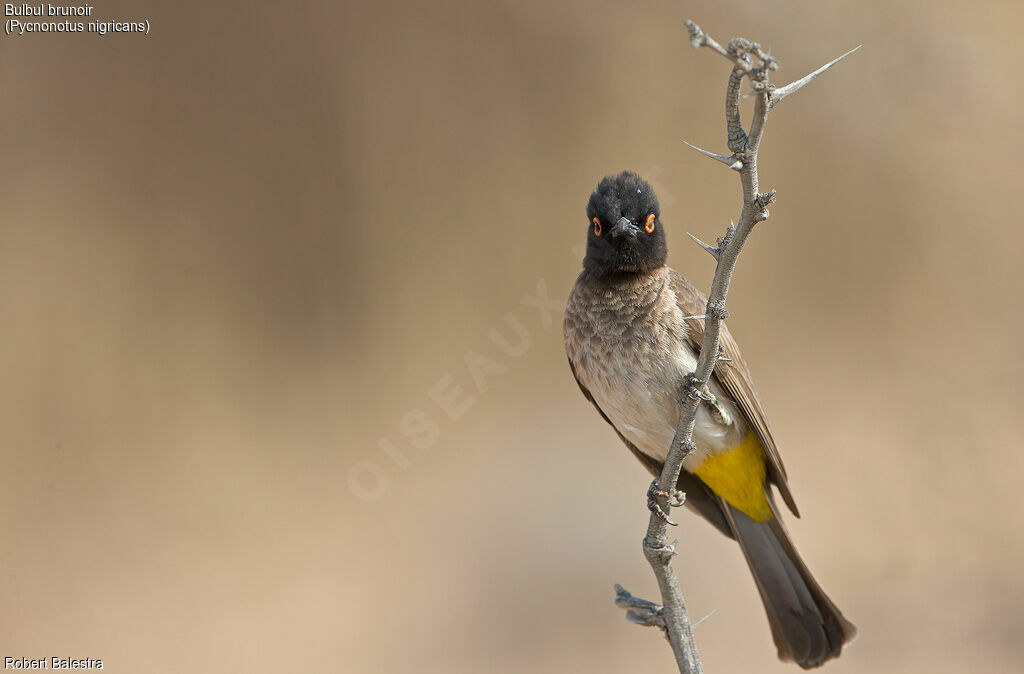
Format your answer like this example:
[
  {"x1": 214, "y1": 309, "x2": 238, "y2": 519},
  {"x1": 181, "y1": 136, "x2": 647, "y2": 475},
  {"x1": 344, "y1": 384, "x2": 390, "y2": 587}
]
[{"x1": 575, "y1": 339, "x2": 747, "y2": 471}]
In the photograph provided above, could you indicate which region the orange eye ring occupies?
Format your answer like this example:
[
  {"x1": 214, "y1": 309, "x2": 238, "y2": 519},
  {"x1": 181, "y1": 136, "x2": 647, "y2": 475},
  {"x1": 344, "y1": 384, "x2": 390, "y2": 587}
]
[
  {"x1": 644, "y1": 213, "x2": 656, "y2": 233},
  {"x1": 592, "y1": 217, "x2": 602, "y2": 236}
]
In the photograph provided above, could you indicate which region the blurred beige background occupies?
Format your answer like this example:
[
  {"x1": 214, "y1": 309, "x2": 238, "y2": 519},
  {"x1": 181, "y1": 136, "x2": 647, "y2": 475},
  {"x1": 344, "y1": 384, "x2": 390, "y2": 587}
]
[{"x1": 1, "y1": 0, "x2": 1022, "y2": 672}]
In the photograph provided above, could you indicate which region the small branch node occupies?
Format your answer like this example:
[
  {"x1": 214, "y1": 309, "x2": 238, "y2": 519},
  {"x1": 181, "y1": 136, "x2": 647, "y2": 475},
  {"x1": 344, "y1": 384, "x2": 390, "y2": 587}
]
[
  {"x1": 715, "y1": 223, "x2": 735, "y2": 250},
  {"x1": 706, "y1": 299, "x2": 729, "y2": 320},
  {"x1": 644, "y1": 537, "x2": 679, "y2": 565},
  {"x1": 676, "y1": 439, "x2": 698, "y2": 459},
  {"x1": 754, "y1": 190, "x2": 776, "y2": 207},
  {"x1": 727, "y1": 37, "x2": 754, "y2": 60},
  {"x1": 614, "y1": 585, "x2": 669, "y2": 638},
  {"x1": 753, "y1": 190, "x2": 777, "y2": 221}
]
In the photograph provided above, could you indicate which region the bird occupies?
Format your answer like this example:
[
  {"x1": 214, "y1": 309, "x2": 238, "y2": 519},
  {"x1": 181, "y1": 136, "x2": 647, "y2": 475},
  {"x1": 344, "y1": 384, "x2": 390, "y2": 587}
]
[{"x1": 563, "y1": 170, "x2": 856, "y2": 668}]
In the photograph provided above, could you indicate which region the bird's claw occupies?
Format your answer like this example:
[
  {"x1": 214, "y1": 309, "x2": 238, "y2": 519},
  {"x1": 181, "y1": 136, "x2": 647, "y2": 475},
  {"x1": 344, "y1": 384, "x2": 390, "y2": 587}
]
[
  {"x1": 647, "y1": 479, "x2": 685, "y2": 526},
  {"x1": 682, "y1": 373, "x2": 716, "y2": 404}
]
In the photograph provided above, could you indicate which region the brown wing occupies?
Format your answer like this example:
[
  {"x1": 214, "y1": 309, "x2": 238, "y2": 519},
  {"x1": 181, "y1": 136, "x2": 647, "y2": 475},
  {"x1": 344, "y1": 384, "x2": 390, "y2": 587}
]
[
  {"x1": 568, "y1": 358, "x2": 734, "y2": 538},
  {"x1": 668, "y1": 269, "x2": 800, "y2": 517}
]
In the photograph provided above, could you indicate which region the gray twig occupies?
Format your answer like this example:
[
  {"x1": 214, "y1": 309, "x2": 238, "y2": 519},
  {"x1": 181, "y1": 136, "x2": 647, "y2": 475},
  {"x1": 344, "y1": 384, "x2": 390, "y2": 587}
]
[{"x1": 617, "y1": 20, "x2": 856, "y2": 674}]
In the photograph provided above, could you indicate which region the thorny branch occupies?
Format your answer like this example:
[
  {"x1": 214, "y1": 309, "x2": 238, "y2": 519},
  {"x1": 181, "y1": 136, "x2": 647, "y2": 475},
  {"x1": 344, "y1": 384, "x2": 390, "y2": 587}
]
[{"x1": 613, "y1": 20, "x2": 857, "y2": 673}]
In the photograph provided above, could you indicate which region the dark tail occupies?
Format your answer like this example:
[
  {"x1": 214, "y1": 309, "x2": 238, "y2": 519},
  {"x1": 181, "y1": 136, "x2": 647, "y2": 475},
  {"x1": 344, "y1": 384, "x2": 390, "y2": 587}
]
[{"x1": 724, "y1": 503, "x2": 857, "y2": 669}]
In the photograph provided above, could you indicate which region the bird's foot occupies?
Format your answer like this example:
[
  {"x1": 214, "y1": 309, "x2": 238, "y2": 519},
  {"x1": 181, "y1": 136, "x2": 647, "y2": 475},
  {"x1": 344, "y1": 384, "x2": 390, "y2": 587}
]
[
  {"x1": 680, "y1": 373, "x2": 715, "y2": 405},
  {"x1": 647, "y1": 479, "x2": 685, "y2": 526}
]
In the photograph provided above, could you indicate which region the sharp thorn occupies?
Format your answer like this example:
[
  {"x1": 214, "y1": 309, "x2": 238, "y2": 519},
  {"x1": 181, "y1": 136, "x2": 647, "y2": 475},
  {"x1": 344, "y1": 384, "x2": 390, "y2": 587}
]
[
  {"x1": 770, "y1": 45, "x2": 861, "y2": 106},
  {"x1": 692, "y1": 608, "x2": 718, "y2": 629},
  {"x1": 686, "y1": 231, "x2": 720, "y2": 259},
  {"x1": 742, "y1": 86, "x2": 771, "y2": 100},
  {"x1": 683, "y1": 141, "x2": 743, "y2": 170}
]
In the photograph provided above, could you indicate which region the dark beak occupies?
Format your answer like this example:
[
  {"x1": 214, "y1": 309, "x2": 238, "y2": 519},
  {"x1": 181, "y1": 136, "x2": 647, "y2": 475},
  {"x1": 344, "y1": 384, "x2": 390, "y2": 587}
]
[{"x1": 610, "y1": 217, "x2": 639, "y2": 239}]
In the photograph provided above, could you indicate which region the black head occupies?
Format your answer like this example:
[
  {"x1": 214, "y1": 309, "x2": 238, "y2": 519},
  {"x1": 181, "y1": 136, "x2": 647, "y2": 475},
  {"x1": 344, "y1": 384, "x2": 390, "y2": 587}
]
[{"x1": 583, "y1": 171, "x2": 667, "y2": 277}]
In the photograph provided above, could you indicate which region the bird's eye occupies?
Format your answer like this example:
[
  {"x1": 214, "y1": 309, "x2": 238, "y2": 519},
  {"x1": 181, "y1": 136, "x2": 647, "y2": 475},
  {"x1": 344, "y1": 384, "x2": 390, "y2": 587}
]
[
  {"x1": 592, "y1": 217, "x2": 602, "y2": 236},
  {"x1": 644, "y1": 213, "x2": 656, "y2": 233}
]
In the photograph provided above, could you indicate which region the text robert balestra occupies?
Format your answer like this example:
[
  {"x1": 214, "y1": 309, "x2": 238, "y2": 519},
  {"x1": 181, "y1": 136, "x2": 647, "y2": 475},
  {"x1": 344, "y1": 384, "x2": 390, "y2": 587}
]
[{"x1": 4, "y1": 657, "x2": 103, "y2": 670}]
